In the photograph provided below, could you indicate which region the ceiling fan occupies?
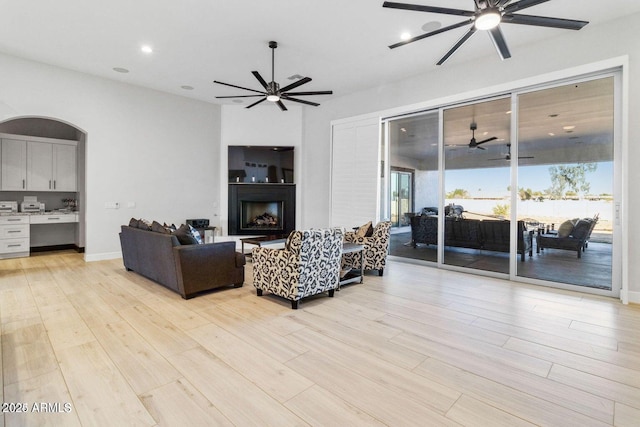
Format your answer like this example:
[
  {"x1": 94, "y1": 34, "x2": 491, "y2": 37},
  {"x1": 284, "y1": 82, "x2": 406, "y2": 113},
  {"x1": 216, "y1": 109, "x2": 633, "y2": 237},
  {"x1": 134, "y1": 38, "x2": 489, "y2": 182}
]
[
  {"x1": 468, "y1": 122, "x2": 497, "y2": 150},
  {"x1": 488, "y1": 143, "x2": 535, "y2": 160},
  {"x1": 383, "y1": 0, "x2": 589, "y2": 65},
  {"x1": 213, "y1": 41, "x2": 333, "y2": 111}
]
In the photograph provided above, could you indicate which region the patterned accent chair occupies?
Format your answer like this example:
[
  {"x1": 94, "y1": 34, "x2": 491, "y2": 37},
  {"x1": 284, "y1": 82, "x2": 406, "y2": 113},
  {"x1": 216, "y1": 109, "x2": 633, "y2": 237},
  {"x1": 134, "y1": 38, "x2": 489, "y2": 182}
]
[
  {"x1": 343, "y1": 221, "x2": 392, "y2": 276},
  {"x1": 252, "y1": 228, "x2": 344, "y2": 309}
]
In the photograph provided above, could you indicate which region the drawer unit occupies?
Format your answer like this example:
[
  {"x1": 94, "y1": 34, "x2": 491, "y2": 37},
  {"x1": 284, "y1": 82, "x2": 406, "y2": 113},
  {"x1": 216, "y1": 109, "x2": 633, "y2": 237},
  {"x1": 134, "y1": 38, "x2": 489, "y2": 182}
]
[
  {"x1": 0, "y1": 238, "x2": 30, "y2": 254},
  {"x1": 0, "y1": 223, "x2": 29, "y2": 239},
  {"x1": 0, "y1": 215, "x2": 30, "y2": 259},
  {"x1": 29, "y1": 213, "x2": 79, "y2": 224}
]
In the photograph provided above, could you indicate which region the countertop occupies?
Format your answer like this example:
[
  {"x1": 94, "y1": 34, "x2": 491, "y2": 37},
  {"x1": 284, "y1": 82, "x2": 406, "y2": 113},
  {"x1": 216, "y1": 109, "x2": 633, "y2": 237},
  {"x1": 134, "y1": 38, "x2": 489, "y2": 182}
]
[{"x1": 0, "y1": 211, "x2": 79, "y2": 216}]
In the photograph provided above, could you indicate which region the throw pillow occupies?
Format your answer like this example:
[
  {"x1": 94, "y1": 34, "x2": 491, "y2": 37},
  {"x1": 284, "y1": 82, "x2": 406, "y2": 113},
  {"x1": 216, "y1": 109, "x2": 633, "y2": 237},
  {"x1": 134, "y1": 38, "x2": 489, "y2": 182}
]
[
  {"x1": 571, "y1": 219, "x2": 591, "y2": 240},
  {"x1": 188, "y1": 224, "x2": 203, "y2": 244},
  {"x1": 128, "y1": 217, "x2": 139, "y2": 228},
  {"x1": 356, "y1": 221, "x2": 373, "y2": 238},
  {"x1": 557, "y1": 220, "x2": 574, "y2": 238},
  {"x1": 137, "y1": 218, "x2": 152, "y2": 231},
  {"x1": 174, "y1": 224, "x2": 199, "y2": 245},
  {"x1": 151, "y1": 221, "x2": 170, "y2": 234}
]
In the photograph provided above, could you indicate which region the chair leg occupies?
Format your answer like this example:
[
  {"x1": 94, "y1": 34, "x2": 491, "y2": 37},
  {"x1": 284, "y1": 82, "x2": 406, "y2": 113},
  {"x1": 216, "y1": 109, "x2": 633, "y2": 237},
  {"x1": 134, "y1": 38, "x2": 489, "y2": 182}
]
[
  {"x1": 256, "y1": 289, "x2": 263, "y2": 296},
  {"x1": 378, "y1": 268, "x2": 384, "y2": 276},
  {"x1": 291, "y1": 300, "x2": 299, "y2": 309}
]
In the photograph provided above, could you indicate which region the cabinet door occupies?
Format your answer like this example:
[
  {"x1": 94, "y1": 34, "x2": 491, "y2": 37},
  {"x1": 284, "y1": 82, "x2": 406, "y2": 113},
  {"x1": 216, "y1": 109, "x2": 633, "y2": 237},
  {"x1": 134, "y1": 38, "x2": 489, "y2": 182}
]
[
  {"x1": 53, "y1": 144, "x2": 77, "y2": 191},
  {"x1": 26, "y1": 141, "x2": 54, "y2": 191},
  {"x1": 1, "y1": 139, "x2": 27, "y2": 191}
]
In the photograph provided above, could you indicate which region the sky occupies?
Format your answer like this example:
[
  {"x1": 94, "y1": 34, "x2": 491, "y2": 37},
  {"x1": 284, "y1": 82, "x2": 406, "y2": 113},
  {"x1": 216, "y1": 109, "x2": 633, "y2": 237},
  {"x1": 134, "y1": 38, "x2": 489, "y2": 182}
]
[{"x1": 446, "y1": 162, "x2": 613, "y2": 199}]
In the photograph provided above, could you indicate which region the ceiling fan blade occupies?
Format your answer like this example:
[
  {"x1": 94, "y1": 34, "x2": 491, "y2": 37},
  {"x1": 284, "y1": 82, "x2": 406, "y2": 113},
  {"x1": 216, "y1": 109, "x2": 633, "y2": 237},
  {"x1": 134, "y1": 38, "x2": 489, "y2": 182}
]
[
  {"x1": 284, "y1": 90, "x2": 333, "y2": 96},
  {"x1": 437, "y1": 27, "x2": 477, "y2": 65},
  {"x1": 246, "y1": 97, "x2": 267, "y2": 109},
  {"x1": 504, "y1": 0, "x2": 550, "y2": 14},
  {"x1": 518, "y1": 156, "x2": 535, "y2": 159},
  {"x1": 276, "y1": 100, "x2": 288, "y2": 111},
  {"x1": 389, "y1": 19, "x2": 473, "y2": 49},
  {"x1": 213, "y1": 80, "x2": 265, "y2": 94},
  {"x1": 281, "y1": 96, "x2": 320, "y2": 107},
  {"x1": 251, "y1": 71, "x2": 269, "y2": 89},
  {"x1": 278, "y1": 77, "x2": 312, "y2": 93},
  {"x1": 477, "y1": 136, "x2": 498, "y2": 145},
  {"x1": 488, "y1": 27, "x2": 511, "y2": 60},
  {"x1": 215, "y1": 94, "x2": 265, "y2": 99},
  {"x1": 382, "y1": 2, "x2": 474, "y2": 17},
  {"x1": 502, "y1": 14, "x2": 588, "y2": 30},
  {"x1": 488, "y1": 157, "x2": 506, "y2": 161}
]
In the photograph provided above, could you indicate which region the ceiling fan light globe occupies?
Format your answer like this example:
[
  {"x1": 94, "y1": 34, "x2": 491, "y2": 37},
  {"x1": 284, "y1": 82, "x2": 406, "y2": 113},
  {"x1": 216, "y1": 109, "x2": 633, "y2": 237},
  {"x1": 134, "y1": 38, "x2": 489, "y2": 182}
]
[
  {"x1": 475, "y1": 9, "x2": 501, "y2": 30},
  {"x1": 266, "y1": 94, "x2": 280, "y2": 102}
]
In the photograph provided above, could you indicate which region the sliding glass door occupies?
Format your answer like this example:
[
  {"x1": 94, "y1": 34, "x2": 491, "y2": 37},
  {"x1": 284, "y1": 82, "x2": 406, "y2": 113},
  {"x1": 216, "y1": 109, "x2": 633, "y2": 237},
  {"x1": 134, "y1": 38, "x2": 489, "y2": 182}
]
[
  {"x1": 384, "y1": 72, "x2": 620, "y2": 296},
  {"x1": 515, "y1": 76, "x2": 616, "y2": 290},
  {"x1": 443, "y1": 97, "x2": 512, "y2": 273}
]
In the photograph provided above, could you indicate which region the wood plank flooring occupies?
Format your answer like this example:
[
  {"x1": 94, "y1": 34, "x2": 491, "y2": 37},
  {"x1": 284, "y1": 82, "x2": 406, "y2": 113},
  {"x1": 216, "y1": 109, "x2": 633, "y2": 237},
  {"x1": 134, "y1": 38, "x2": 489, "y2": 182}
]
[{"x1": 1, "y1": 250, "x2": 639, "y2": 426}]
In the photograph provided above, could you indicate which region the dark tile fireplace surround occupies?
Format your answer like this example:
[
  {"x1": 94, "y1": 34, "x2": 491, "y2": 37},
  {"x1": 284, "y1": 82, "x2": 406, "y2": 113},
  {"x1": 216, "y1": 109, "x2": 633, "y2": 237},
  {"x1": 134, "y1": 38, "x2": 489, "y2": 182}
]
[{"x1": 228, "y1": 183, "x2": 295, "y2": 236}]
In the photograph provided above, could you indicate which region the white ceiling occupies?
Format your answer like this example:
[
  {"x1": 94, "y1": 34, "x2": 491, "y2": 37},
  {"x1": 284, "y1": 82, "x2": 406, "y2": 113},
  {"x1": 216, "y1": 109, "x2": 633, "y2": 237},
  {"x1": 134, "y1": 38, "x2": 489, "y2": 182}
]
[{"x1": 1, "y1": 1, "x2": 639, "y2": 106}]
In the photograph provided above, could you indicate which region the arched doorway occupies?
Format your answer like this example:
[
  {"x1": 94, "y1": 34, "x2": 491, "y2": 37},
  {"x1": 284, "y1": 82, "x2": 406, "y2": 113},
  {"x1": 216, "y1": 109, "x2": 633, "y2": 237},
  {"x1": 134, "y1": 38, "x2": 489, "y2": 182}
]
[{"x1": 0, "y1": 116, "x2": 86, "y2": 253}]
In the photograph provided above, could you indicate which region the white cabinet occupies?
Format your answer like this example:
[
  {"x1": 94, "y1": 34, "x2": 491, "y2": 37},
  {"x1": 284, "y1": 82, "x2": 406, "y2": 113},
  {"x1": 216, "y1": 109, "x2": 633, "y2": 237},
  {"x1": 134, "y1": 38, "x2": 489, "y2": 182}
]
[
  {"x1": 0, "y1": 216, "x2": 30, "y2": 259},
  {"x1": 1, "y1": 138, "x2": 27, "y2": 191},
  {"x1": 29, "y1": 213, "x2": 79, "y2": 224},
  {"x1": 27, "y1": 141, "x2": 77, "y2": 191}
]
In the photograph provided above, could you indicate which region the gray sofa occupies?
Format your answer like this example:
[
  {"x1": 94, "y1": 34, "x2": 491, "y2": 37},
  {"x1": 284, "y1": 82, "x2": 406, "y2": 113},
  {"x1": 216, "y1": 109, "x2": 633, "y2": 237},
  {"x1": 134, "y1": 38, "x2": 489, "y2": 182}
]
[{"x1": 119, "y1": 225, "x2": 245, "y2": 299}]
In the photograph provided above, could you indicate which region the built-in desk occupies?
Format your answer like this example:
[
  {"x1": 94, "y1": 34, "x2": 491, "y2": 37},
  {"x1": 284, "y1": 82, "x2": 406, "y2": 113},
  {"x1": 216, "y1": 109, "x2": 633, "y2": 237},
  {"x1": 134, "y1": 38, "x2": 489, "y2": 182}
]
[{"x1": 0, "y1": 212, "x2": 79, "y2": 259}]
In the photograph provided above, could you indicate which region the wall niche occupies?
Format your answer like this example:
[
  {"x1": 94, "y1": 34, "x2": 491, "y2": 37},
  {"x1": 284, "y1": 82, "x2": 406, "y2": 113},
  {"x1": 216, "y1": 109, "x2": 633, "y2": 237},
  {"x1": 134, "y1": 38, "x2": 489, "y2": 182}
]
[{"x1": 228, "y1": 146, "x2": 294, "y2": 184}]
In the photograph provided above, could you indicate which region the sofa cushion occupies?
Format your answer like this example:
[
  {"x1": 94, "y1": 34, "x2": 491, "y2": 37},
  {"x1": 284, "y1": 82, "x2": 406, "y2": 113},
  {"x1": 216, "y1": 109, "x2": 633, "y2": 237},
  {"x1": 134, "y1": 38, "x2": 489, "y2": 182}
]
[
  {"x1": 174, "y1": 224, "x2": 199, "y2": 245},
  {"x1": 557, "y1": 220, "x2": 574, "y2": 238},
  {"x1": 356, "y1": 221, "x2": 373, "y2": 238}
]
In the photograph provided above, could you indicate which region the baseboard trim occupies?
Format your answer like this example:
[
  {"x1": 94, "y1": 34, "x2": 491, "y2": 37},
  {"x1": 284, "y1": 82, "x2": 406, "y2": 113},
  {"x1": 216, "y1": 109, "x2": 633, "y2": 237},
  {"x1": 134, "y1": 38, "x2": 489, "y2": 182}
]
[
  {"x1": 627, "y1": 290, "x2": 640, "y2": 305},
  {"x1": 30, "y1": 244, "x2": 83, "y2": 253}
]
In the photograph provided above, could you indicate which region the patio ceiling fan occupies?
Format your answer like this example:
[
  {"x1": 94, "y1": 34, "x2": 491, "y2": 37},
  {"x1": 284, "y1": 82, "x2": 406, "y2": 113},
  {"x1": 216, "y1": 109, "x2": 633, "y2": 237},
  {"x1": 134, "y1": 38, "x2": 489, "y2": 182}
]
[
  {"x1": 488, "y1": 143, "x2": 535, "y2": 160},
  {"x1": 468, "y1": 122, "x2": 497, "y2": 150},
  {"x1": 213, "y1": 41, "x2": 333, "y2": 111},
  {"x1": 383, "y1": 0, "x2": 589, "y2": 65}
]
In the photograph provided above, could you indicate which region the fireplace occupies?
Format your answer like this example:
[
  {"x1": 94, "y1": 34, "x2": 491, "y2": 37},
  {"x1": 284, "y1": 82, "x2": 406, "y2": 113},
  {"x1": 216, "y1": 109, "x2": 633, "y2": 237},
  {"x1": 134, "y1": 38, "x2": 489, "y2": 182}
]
[
  {"x1": 241, "y1": 201, "x2": 283, "y2": 231},
  {"x1": 229, "y1": 184, "x2": 295, "y2": 235}
]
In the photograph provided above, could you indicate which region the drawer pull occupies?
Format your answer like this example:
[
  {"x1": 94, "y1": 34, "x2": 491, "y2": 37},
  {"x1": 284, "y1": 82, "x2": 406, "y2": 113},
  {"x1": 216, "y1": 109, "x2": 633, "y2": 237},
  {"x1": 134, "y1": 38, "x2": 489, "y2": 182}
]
[
  {"x1": 8, "y1": 230, "x2": 22, "y2": 233},
  {"x1": 8, "y1": 244, "x2": 23, "y2": 248},
  {"x1": 48, "y1": 217, "x2": 61, "y2": 220},
  {"x1": 7, "y1": 218, "x2": 22, "y2": 222}
]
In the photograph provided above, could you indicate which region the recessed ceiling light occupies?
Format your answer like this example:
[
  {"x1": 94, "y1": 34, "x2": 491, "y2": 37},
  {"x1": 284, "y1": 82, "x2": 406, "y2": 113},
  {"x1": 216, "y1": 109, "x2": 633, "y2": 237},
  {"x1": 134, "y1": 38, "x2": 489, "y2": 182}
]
[
  {"x1": 113, "y1": 67, "x2": 129, "y2": 73},
  {"x1": 548, "y1": 132, "x2": 555, "y2": 136},
  {"x1": 563, "y1": 125, "x2": 576, "y2": 130},
  {"x1": 400, "y1": 32, "x2": 411, "y2": 41},
  {"x1": 400, "y1": 128, "x2": 407, "y2": 132},
  {"x1": 180, "y1": 85, "x2": 194, "y2": 90},
  {"x1": 287, "y1": 74, "x2": 304, "y2": 81},
  {"x1": 506, "y1": 110, "x2": 512, "y2": 115},
  {"x1": 141, "y1": 45, "x2": 153, "y2": 54}
]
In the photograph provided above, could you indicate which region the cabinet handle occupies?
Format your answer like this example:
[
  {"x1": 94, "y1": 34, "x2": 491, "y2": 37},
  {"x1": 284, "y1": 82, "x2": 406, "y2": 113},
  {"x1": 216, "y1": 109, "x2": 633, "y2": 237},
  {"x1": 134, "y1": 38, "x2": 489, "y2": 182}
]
[
  {"x1": 8, "y1": 230, "x2": 22, "y2": 233},
  {"x1": 48, "y1": 217, "x2": 61, "y2": 220},
  {"x1": 49, "y1": 180, "x2": 52, "y2": 189},
  {"x1": 54, "y1": 180, "x2": 57, "y2": 189},
  {"x1": 7, "y1": 218, "x2": 21, "y2": 222},
  {"x1": 8, "y1": 244, "x2": 22, "y2": 248},
  {"x1": 23, "y1": 179, "x2": 25, "y2": 189}
]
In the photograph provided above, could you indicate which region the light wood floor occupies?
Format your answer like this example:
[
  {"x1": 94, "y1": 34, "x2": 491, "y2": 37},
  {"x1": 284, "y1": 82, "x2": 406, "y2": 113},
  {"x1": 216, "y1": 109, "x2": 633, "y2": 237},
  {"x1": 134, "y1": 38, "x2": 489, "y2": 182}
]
[{"x1": 1, "y1": 251, "x2": 639, "y2": 426}]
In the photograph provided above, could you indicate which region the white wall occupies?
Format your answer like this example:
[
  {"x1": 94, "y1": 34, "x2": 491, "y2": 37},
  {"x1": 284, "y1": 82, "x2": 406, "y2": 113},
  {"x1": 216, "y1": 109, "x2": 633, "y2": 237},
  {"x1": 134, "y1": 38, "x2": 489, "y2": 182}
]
[
  {"x1": 219, "y1": 104, "x2": 302, "y2": 235},
  {"x1": 302, "y1": 13, "x2": 640, "y2": 301},
  {"x1": 0, "y1": 52, "x2": 222, "y2": 260}
]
